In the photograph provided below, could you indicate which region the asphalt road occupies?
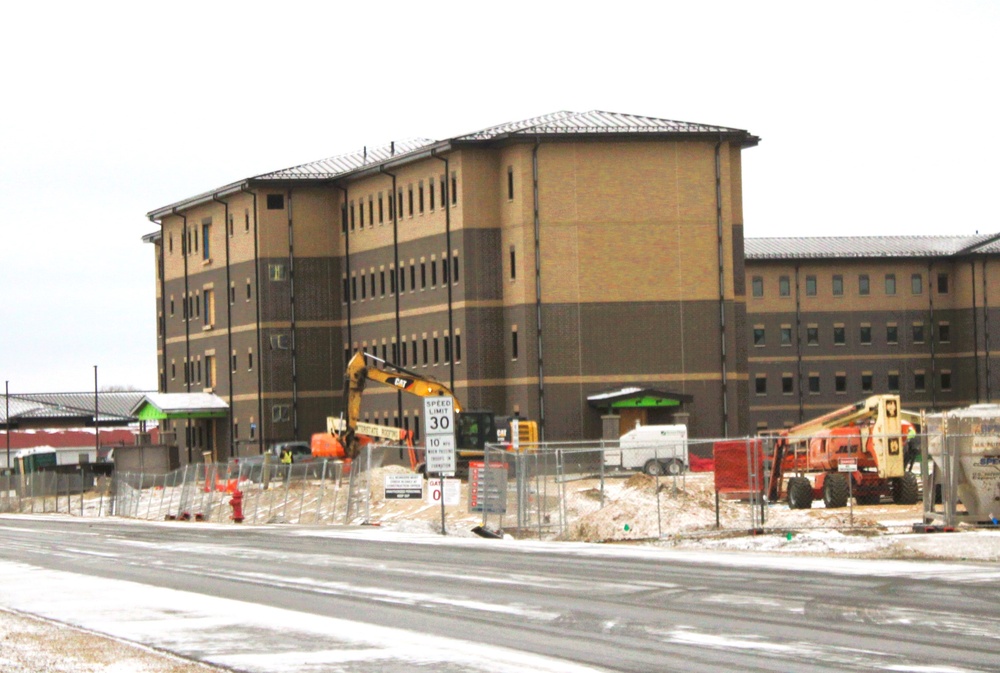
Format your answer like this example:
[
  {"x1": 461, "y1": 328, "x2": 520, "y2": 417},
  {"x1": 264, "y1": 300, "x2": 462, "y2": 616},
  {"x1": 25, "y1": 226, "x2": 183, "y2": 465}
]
[{"x1": 0, "y1": 516, "x2": 998, "y2": 673}]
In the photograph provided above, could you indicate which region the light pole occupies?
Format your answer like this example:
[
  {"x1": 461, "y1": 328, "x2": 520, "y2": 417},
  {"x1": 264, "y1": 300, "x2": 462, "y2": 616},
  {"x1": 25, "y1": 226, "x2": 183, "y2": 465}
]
[
  {"x1": 94, "y1": 366, "x2": 99, "y2": 457},
  {"x1": 5, "y1": 380, "x2": 9, "y2": 472}
]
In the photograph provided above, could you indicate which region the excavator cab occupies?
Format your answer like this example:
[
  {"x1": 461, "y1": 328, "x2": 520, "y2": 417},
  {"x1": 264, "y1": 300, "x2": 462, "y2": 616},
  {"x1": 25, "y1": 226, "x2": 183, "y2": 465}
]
[{"x1": 456, "y1": 411, "x2": 497, "y2": 451}]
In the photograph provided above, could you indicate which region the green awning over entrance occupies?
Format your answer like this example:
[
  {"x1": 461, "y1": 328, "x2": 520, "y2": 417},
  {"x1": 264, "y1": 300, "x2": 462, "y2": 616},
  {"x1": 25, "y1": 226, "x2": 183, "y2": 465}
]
[
  {"x1": 587, "y1": 387, "x2": 693, "y2": 411},
  {"x1": 130, "y1": 393, "x2": 229, "y2": 421}
]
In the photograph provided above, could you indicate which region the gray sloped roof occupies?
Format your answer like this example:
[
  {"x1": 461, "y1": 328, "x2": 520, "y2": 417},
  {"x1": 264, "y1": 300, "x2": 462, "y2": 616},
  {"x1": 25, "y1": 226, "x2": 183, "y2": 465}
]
[
  {"x1": 2, "y1": 392, "x2": 149, "y2": 427},
  {"x1": 147, "y1": 110, "x2": 758, "y2": 219},
  {"x1": 255, "y1": 138, "x2": 438, "y2": 181},
  {"x1": 745, "y1": 234, "x2": 1000, "y2": 261},
  {"x1": 454, "y1": 110, "x2": 755, "y2": 142}
]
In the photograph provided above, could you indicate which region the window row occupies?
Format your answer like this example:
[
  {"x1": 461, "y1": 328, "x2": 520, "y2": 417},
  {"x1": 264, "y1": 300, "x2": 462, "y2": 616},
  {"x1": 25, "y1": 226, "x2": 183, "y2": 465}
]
[
  {"x1": 168, "y1": 210, "x2": 257, "y2": 260},
  {"x1": 342, "y1": 172, "x2": 458, "y2": 234},
  {"x1": 753, "y1": 320, "x2": 947, "y2": 347},
  {"x1": 168, "y1": 281, "x2": 255, "y2": 325},
  {"x1": 344, "y1": 254, "x2": 460, "y2": 303},
  {"x1": 346, "y1": 332, "x2": 463, "y2": 369},
  {"x1": 754, "y1": 369, "x2": 949, "y2": 396},
  {"x1": 752, "y1": 272, "x2": 949, "y2": 298}
]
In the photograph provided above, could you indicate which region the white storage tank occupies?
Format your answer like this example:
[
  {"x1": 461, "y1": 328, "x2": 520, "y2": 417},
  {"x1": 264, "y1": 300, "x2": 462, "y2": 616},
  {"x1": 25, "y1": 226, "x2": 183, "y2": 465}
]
[{"x1": 925, "y1": 404, "x2": 1000, "y2": 523}]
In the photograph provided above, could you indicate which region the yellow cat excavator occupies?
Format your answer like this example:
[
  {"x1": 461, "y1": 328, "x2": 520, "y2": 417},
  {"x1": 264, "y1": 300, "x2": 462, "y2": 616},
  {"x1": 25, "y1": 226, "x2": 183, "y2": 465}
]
[{"x1": 315, "y1": 351, "x2": 536, "y2": 473}]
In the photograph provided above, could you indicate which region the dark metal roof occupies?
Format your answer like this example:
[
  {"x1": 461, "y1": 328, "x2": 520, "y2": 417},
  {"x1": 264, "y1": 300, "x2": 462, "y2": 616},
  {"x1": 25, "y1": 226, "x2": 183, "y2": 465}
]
[
  {"x1": 745, "y1": 234, "x2": 1000, "y2": 261},
  {"x1": 147, "y1": 110, "x2": 758, "y2": 220}
]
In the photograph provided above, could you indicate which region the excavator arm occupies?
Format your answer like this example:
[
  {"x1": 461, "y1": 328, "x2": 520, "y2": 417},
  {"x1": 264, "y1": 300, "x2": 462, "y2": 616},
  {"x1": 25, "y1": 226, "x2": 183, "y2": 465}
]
[{"x1": 338, "y1": 351, "x2": 462, "y2": 459}]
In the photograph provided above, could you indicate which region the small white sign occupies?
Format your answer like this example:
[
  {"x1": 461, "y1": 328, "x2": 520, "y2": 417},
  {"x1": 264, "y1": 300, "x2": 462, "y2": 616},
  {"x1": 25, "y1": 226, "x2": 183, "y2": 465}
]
[
  {"x1": 425, "y1": 478, "x2": 461, "y2": 506},
  {"x1": 838, "y1": 458, "x2": 858, "y2": 472},
  {"x1": 384, "y1": 474, "x2": 423, "y2": 499}
]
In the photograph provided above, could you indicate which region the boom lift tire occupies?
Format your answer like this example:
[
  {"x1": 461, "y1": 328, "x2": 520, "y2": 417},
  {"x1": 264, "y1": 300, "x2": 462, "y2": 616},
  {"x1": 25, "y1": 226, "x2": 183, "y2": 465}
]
[
  {"x1": 822, "y1": 473, "x2": 850, "y2": 509},
  {"x1": 891, "y1": 472, "x2": 919, "y2": 505},
  {"x1": 644, "y1": 459, "x2": 664, "y2": 477},
  {"x1": 787, "y1": 477, "x2": 814, "y2": 509}
]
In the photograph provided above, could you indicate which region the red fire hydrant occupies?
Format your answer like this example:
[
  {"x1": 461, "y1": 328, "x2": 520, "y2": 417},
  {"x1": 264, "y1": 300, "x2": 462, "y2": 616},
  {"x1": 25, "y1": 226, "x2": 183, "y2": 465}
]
[{"x1": 229, "y1": 490, "x2": 244, "y2": 523}]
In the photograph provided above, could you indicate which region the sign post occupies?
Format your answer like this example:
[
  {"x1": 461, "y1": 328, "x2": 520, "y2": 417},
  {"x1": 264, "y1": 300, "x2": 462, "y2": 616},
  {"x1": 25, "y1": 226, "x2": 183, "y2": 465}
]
[
  {"x1": 839, "y1": 457, "x2": 858, "y2": 527},
  {"x1": 424, "y1": 397, "x2": 456, "y2": 535}
]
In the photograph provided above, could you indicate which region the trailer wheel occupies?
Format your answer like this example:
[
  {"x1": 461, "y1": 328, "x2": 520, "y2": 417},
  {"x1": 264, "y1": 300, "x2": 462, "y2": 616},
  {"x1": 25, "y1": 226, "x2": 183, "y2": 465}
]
[
  {"x1": 665, "y1": 459, "x2": 685, "y2": 476},
  {"x1": 822, "y1": 473, "x2": 849, "y2": 509},
  {"x1": 787, "y1": 477, "x2": 813, "y2": 509},
  {"x1": 891, "y1": 472, "x2": 919, "y2": 505},
  {"x1": 644, "y1": 459, "x2": 664, "y2": 476}
]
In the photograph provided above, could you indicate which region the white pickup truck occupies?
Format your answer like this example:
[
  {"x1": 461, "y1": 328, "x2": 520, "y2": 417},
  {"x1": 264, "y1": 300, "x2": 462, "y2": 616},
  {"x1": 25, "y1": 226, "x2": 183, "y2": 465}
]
[{"x1": 604, "y1": 425, "x2": 688, "y2": 476}]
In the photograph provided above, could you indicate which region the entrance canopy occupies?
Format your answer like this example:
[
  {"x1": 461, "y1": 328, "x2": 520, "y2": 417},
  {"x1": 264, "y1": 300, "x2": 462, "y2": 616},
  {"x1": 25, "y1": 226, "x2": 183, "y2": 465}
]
[
  {"x1": 130, "y1": 393, "x2": 229, "y2": 421},
  {"x1": 587, "y1": 387, "x2": 693, "y2": 411}
]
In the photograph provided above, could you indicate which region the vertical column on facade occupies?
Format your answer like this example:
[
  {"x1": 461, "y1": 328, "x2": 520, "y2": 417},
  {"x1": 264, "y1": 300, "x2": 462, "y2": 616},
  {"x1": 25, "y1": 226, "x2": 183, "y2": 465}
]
[
  {"x1": 714, "y1": 140, "x2": 730, "y2": 436},
  {"x1": 531, "y1": 141, "x2": 546, "y2": 441},
  {"x1": 928, "y1": 261, "x2": 937, "y2": 409},
  {"x1": 242, "y1": 186, "x2": 264, "y2": 454},
  {"x1": 983, "y1": 258, "x2": 992, "y2": 401},
  {"x1": 431, "y1": 151, "x2": 455, "y2": 391},
  {"x1": 286, "y1": 189, "x2": 300, "y2": 439},
  {"x1": 794, "y1": 264, "x2": 803, "y2": 423},
  {"x1": 212, "y1": 193, "x2": 235, "y2": 459},
  {"x1": 971, "y1": 259, "x2": 981, "y2": 403}
]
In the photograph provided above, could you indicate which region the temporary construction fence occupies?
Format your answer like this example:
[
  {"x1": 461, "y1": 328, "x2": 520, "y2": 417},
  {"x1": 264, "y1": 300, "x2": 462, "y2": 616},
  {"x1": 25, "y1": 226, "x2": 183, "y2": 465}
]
[{"x1": 0, "y1": 432, "x2": 966, "y2": 539}]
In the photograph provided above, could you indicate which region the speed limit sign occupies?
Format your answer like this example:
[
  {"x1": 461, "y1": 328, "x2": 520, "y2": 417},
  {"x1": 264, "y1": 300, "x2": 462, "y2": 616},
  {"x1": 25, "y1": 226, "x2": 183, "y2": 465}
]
[{"x1": 424, "y1": 397, "x2": 456, "y2": 473}]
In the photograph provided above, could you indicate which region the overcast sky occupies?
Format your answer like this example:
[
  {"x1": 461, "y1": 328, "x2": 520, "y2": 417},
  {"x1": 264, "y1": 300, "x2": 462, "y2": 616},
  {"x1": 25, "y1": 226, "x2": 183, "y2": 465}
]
[{"x1": 0, "y1": 1, "x2": 996, "y2": 394}]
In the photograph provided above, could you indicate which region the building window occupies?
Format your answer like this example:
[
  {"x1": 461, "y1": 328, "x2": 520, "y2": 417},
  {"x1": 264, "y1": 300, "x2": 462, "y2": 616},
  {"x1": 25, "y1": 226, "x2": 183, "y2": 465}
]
[
  {"x1": 805, "y1": 275, "x2": 817, "y2": 296},
  {"x1": 859, "y1": 274, "x2": 870, "y2": 296},
  {"x1": 431, "y1": 259, "x2": 438, "y2": 286},
  {"x1": 451, "y1": 172, "x2": 458, "y2": 205},
  {"x1": 443, "y1": 336, "x2": 451, "y2": 363},
  {"x1": 169, "y1": 296, "x2": 175, "y2": 317},
  {"x1": 378, "y1": 193, "x2": 384, "y2": 224},
  {"x1": 886, "y1": 324, "x2": 898, "y2": 344},
  {"x1": 832, "y1": 274, "x2": 843, "y2": 296},
  {"x1": 835, "y1": 373, "x2": 847, "y2": 394},
  {"x1": 422, "y1": 338, "x2": 428, "y2": 365},
  {"x1": 911, "y1": 273, "x2": 923, "y2": 294},
  {"x1": 833, "y1": 323, "x2": 847, "y2": 346},
  {"x1": 429, "y1": 180, "x2": 436, "y2": 210},
  {"x1": 410, "y1": 265, "x2": 416, "y2": 291},
  {"x1": 510, "y1": 246, "x2": 517, "y2": 280},
  {"x1": 887, "y1": 370, "x2": 899, "y2": 392},
  {"x1": 408, "y1": 185, "x2": 414, "y2": 216},
  {"x1": 203, "y1": 289, "x2": 215, "y2": 327},
  {"x1": 455, "y1": 333, "x2": 462, "y2": 362},
  {"x1": 780, "y1": 325, "x2": 792, "y2": 346},
  {"x1": 351, "y1": 276, "x2": 357, "y2": 301},
  {"x1": 779, "y1": 276, "x2": 790, "y2": 297},
  {"x1": 380, "y1": 270, "x2": 386, "y2": 296},
  {"x1": 912, "y1": 322, "x2": 925, "y2": 343},
  {"x1": 937, "y1": 273, "x2": 949, "y2": 294},
  {"x1": 398, "y1": 265, "x2": 406, "y2": 293},
  {"x1": 359, "y1": 199, "x2": 365, "y2": 227},
  {"x1": 914, "y1": 370, "x2": 926, "y2": 392},
  {"x1": 205, "y1": 355, "x2": 215, "y2": 389},
  {"x1": 938, "y1": 322, "x2": 950, "y2": 343},
  {"x1": 420, "y1": 261, "x2": 427, "y2": 289},
  {"x1": 452, "y1": 253, "x2": 460, "y2": 282},
  {"x1": 781, "y1": 374, "x2": 793, "y2": 394},
  {"x1": 202, "y1": 223, "x2": 211, "y2": 261},
  {"x1": 361, "y1": 274, "x2": 366, "y2": 299},
  {"x1": 245, "y1": 209, "x2": 250, "y2": 232},
  {"x1": 433, "y1": 337, "x2": 439, "y2": 364},
  {"x1": 442, "y1": 258, "x2": 449, "y2": 284},
  {"x1": 861, "y1": 372, "x2": 873, "y2": 392},
  {"x1": 246, "y1": 280, "x2": 252, "y2": 301},
  {"x1": 412, "y1": 340, "x2": 418, "y2": 365},
  {"x1": 751, "y1": 276, "x2": 763, "y2": 297},
  {"x1": 370, "y1": 272, "x2": 375, "y2": 297},
  {"x1": 940, "y1": 370, "x2": 952, "y2": 391},
  {"x1": 808, "y1": 374, "x2": 820, "y2": 394},
  {"x1": 418, "y1": 181, "x2": 425, "y2": 214},
  {"x1": 806, "y1": 325, "x2": 819, "y2": 346},
  {"x1": 390, "y1": 267, "x2": 397, "y2": 294},
  {"x1": 753, "y1": 326, "x2": 765, "y2": 347},
  {"x1": 755, "y1": 375, "x2": 767, "y2": 395},
  {"x1": 860, "y1": 323, "x2": 872, "y2": 345},
  {"x1": 884, "y1": 274, "x2": 896, "y2": 295},
  {"x1": 368, "y1": 198, "x2": 374, "y2": 226},
  {"x1": 512, "y1": 328, "x2": 519, "y2": 360},
  {"x1": 272, "y1": 404, "x2": 290, "y2": 422},
  {"x1": 269, "y1": 334, "x2": 290, "y2": 350},
  {"x1": 248, "y1": 350, "x2": 254, "y2": 370},
  {"x1": 507, "y1": 167, "x2": 514, "y2": 200},
  {"x1": 231, "y1": 351, "x2": 237, "y2": 373},
  {"x1": 230, "y1": 283, "x2": 236, "y2": 305},
  {"x1": 267, "y1": 194, "x2": 284, "y2": 210},
  {"x1": 269, "y1": 264, "x2": 287, "y2": 281}
]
